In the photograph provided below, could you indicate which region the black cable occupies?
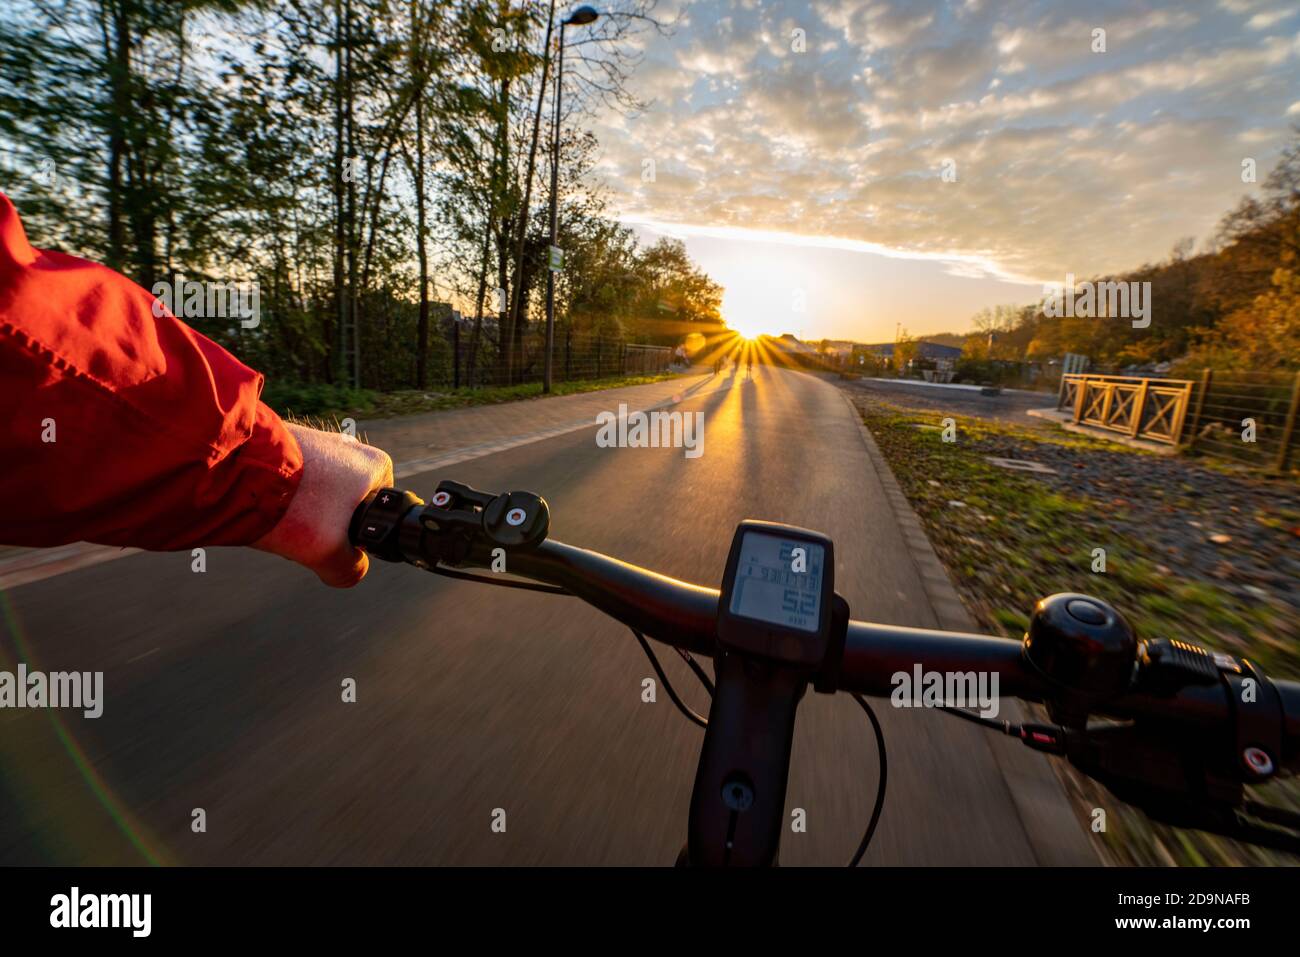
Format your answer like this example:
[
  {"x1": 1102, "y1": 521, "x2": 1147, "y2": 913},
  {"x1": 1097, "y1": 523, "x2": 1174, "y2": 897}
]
[
  {"x1": 674, "y1": 647, "x2": 715, "y2": 695},
  {"x1": 848, "y1": 693, "x2": 888, "y2": 867},
  {"x1": 421, "y1": 559, "x2": 889, "y2": 864},
  {"x1": 427, "y1": 564, "x2": 711, "y2": 724},
  {"x1": 630, "y1": 628, "x2": 709, "y2": 729},
  {"x1": 936, "y1": 705, "x2": 1015, "y2": 736},
  {"x1": 428, "y1": 564, "x2": 711, "y2": 726},
  {"x1": 427, "y1": 564, "x2": 572, "y2": 595}
]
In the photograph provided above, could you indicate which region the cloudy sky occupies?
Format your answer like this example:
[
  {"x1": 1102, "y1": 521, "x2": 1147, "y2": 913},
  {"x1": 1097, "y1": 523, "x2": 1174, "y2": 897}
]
[{"x1": 583, "y1": 0, "x2": 1300, "y2": 341}]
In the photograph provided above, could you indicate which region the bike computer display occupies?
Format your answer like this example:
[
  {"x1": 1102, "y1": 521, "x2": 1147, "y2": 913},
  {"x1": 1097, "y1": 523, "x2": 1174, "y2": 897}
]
[{"x1": 716, "y1": 520, "x2": 834, "y2": 667}]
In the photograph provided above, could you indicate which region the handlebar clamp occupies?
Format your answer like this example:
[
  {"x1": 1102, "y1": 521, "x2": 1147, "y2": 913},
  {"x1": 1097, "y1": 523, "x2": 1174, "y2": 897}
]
[{"x1": 417, "y1": 480, "x2": 550, "y2": 565}]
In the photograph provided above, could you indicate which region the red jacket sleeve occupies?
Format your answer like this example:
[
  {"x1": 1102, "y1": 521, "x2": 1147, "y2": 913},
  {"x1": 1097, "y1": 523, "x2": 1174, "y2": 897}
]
[{"x1": 0, "y1": 191, "x2": 303, "y2": 550}]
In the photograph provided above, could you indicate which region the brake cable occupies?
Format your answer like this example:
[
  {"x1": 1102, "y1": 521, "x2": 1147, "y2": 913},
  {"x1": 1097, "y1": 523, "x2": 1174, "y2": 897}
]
[
  {"x1": 630, "y1": 628, "x2": 709, "y2": 729},
  {"x1": 428, "y1": 562, "x2": 710, "y2": 720},
  {"x1": 630, "y1": 630, "x2": 888, "y2": 867},
  {"x1": 848, "y1": 693, "x2": 888, "y2": 867},
  {"x1": 936, "y1": 704, "x2": 1016, "y2": 735},
  {"x1": 426, "y1": 564, "x2": 573, "y2": 596},
  {"x1": 676, "y1": 646, "x2": 715, "y2": 694},
  {"x1": 936, "y1": 704, "x2": 1067, "y2": 753}
]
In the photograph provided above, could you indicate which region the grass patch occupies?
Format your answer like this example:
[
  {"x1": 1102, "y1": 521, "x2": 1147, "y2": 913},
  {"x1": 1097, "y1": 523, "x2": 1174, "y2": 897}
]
[
  {"x1": 854, "y1": 396, "x2": 1300, "y2": 866},
  {"x1": 859, "y1": 400, "x2": 1298, "y2": 675}
]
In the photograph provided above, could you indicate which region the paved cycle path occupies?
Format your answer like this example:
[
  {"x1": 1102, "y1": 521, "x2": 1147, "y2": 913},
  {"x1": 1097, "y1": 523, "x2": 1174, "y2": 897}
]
[{"x1": 0, "y1": 365, "x2": 1095, "y2": 865}]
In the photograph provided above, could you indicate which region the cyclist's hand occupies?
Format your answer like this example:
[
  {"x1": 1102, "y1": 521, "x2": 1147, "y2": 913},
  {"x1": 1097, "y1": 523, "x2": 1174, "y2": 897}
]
[{"x1": 253, "y1": 423, "x2": 393, "y2": 587}]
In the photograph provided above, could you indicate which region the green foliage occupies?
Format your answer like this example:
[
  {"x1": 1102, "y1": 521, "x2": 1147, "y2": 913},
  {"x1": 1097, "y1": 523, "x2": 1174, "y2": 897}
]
[
  {"x1": 262, "y1": 381, "x2": 377, "y2": 418},
  {"x1": 891, "y1": 335, "x2": 919, "y2": 372},
  {"x1": 0, "y1": 0, "x2": 706, "y2": 394},
  {"x1": 954, "y1": 358, "x2": 1021, "y2": 385},
  {"x1": 263, "y1": 370, "x2": 680, "y2": 420}
]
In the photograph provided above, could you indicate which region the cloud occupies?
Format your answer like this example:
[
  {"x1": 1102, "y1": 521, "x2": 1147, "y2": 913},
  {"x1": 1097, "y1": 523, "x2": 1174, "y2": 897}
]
[{"x1": 587, "y1": 0, "x2": 1300, "y2": 280}]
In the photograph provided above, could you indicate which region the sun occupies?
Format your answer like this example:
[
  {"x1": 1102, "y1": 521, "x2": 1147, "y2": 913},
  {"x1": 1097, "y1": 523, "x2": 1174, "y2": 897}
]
[{"x1": 726, "y1": 313, "x2": 770, "y2": 340}]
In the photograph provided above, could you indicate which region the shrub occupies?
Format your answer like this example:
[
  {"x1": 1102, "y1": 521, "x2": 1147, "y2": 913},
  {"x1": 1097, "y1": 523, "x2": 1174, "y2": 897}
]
[{"x1": 262, "y1": 381, "x2": 377, "y2": 418}]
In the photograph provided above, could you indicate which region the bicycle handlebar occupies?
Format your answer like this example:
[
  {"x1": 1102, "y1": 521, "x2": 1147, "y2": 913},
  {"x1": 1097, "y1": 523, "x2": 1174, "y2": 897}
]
[
  {"x1": 458, "y1": 536, "x2": 1300, "y2": 759},
  {"x1": 489, "y1": 538, "x2": 1047, "y2": 691},
  {"x1": 349, "y1": 482, "x2": 1300, "y2": 861}
]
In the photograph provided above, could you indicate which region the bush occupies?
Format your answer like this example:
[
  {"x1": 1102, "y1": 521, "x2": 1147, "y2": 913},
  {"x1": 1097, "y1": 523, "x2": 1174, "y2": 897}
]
[
  {"x1": 262, "y1": 381, "x2": 377, "y2": 418},
  {"x1": 954, "y1": 358, "x2": 998, "y2": 384},
  {"x1": 955, "y1": 358, "x2": 1027, "y2": 386}
]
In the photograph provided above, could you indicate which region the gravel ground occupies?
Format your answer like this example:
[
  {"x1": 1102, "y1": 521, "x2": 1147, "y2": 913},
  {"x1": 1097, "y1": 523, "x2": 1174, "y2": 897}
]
[
  {"x1": 842, "y1": 375, "x2": 1299, "y2": 626},
  {"x1": 976, "y1": 431, "x2": 1300, "y2": 619},
  {"x1": 838, "y1": 376, "x2": 1059, "y2": 426}
]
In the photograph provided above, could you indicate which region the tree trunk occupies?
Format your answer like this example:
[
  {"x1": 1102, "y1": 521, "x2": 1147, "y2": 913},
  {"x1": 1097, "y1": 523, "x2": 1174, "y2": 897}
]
[
  {"x1": 345, "y1": 0, "x2": 360, "y2": 388},
  {"x1": 104, "y1": 1, "x2": 131, "y2": 273},
  {"x1": 494, "y1": 71, "x2": 511, "y2": 384},
  {"x1": 467, "y1": 224, "x2": 492, "y2": 388},
  {"x1": 503, "y1": 0, "x2": 557, "y2": 386},
  {"x1": 468, "y1": 121, "x2": 501, "y2": 388},
  {"x1": 331, "y1": 0, "x2": 346, "y2": 385},
  {"x1": 413, "y1": 127, "x2": 430, "y2": 391},
  {"x1": 411, "y1": 0, "x2": 430, "y2": 388}
]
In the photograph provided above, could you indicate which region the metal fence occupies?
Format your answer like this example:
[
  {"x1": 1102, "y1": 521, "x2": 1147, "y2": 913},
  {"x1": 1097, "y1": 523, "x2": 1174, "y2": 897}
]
[
  {"x1": 438, "y1": 325, "x2": 675, "y2": 390},
  {"x1": 1181, "y1": 369, "x2": 1300, "y2": 472}
]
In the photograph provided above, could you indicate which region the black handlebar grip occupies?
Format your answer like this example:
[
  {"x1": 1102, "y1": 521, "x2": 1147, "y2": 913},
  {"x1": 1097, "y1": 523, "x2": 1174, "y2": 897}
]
[
  {"x1": 347, "y1": 491, "x2": 378, "y2": 547},
  {"x1": 349, "y1": 487, "x2": 423, "y2": 562},
  {"x1": 1276, "y1": 679, "x2": 1300, "y2": 774}
]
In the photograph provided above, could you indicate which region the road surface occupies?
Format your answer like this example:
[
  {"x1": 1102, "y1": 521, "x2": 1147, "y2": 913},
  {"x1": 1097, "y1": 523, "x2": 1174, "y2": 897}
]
[{"x1": 0, "y1": 365, "x2": 1093, "y2": 865}]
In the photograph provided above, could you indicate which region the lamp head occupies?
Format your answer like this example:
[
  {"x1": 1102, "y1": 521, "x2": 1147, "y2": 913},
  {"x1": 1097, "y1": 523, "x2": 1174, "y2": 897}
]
[{"x1": 565, "y1": 5, "x2": 599, "y2": 26}]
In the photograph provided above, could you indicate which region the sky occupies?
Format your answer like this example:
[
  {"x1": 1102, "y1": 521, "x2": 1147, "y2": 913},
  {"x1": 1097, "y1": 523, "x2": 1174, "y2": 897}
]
[{"x1": 582, "y1": 0, "x2": 1300, "y2": 342}]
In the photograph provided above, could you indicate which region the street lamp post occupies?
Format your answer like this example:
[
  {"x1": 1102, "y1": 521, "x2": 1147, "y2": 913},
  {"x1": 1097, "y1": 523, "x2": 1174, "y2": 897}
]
[{"x1": 544, "y1": 5, "x2": 598, "y2": 393}]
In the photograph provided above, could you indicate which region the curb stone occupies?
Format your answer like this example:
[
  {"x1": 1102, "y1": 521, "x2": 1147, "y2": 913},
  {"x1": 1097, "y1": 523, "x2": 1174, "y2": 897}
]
[{"x1": 838, "y1": 388, "x2": 1101, "y2": 866}]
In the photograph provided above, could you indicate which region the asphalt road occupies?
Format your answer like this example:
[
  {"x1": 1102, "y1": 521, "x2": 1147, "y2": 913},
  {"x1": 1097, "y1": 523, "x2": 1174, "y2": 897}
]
[{"x1": 0, "y1": 365, "x2": 1092, "y2": 865}]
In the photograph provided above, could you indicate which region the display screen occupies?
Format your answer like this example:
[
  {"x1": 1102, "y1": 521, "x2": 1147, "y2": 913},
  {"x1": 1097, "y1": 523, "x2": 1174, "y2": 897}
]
[{"x1": 727, "y1": 532, "x2": 825, "y2": 633}]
